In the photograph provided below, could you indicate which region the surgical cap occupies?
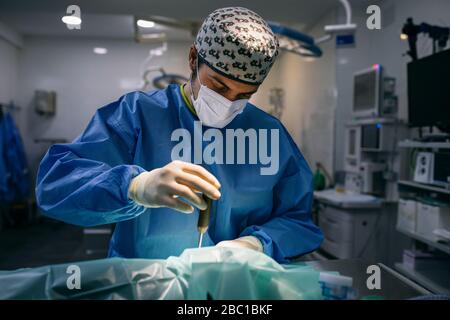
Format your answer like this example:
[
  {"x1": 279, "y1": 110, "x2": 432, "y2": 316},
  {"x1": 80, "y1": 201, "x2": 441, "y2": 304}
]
[{"x1": 194, "y1": 7, "x2": 279, "y2": 85}]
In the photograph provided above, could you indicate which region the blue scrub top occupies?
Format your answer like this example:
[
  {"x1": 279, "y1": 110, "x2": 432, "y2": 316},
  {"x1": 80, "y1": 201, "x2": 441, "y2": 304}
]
[{"x1": 36, "y1": 84, "x2": 323, "y2": 263}]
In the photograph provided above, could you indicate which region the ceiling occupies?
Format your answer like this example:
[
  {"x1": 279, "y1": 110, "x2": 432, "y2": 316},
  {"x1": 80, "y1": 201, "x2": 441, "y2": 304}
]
[
  {"x1": 0, "y1": 12, "x2": 193, "y2": 41},
  {"x1": 0, "y1": 0, "x2": 339, "y2": 40}
]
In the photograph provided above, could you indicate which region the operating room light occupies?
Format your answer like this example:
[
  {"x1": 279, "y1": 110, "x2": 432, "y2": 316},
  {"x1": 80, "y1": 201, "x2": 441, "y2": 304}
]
[
  {"x1": 61, "y1": 15, "x2": 82, "y2": 25},
  {"x1": 93, "y1": 47, "x2": 108, "y2": 55},
  {"x1": 137, "y1": 19, "x2": 155, "y2": 28},
  {"x1": 400, "y1": 33, "x2": 408, "y2": 40}
]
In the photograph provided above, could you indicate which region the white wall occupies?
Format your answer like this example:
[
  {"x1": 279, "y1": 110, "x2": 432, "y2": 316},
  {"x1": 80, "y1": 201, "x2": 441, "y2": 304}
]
[
  {"x1": 16, "y1": 37, "x2": 192, "y2": 183},
  {"x1": 252, "y1": 11, "x2": 337, "y2": 176},
  {"x1": 0, "y1": 21, "x2": 21, "y2": 105}
]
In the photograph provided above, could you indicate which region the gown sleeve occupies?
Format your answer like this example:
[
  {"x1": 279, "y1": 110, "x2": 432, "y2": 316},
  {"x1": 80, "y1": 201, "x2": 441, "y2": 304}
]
[
  {"x1": 239, "y1": 126, "x2": 324, "y2": 263},
  {"x1": 36, "y1": 92, "x2": 147, "y2": 227}
]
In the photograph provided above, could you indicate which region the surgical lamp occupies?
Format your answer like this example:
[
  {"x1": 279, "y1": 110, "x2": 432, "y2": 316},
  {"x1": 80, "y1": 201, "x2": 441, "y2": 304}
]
[
  {"x1": 142, "y1": 67, "x2": 188, "y2": 90},
  {"x1": 268, "y1": 0, "x2": 357, "y2": 58},
  {"x1": 269, "y1": 22, "x2": 323, "y2": 58}
]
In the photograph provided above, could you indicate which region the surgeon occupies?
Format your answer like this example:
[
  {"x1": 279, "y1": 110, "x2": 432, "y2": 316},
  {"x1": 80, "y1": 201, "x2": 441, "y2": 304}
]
[{"x1": 36, "y1": 7, "x2": 323, "y2": 263}]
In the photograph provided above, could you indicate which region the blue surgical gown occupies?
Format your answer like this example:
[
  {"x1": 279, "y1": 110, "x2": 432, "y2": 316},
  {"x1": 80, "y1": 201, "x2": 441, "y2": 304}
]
[
  {"x1": 36, "y1": 84, "x2": 323, "y2": 263},
  {"x1": 0, "y1": 112, "x2": 30, "y2": 203}
]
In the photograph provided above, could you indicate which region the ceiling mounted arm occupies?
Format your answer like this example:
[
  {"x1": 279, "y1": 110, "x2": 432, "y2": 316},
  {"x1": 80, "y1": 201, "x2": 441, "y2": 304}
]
[{"x1": 323, "y1": 0, "x2": 357, "y2": 34}]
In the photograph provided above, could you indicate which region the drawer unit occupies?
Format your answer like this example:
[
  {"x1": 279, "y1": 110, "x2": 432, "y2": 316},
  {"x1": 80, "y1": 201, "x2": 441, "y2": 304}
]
[
  {"x1": 416, "y1": 203, "x2": 450, "y2": 241},
  {"x1": 396, "y1": 199, "x2": 418, "y2": 233},
  {"x1": 319, "y1": 211, "x2": 354, "y2": 243},
  {"x1": 318, "y1": 204, "x2": 383, "y2": 260}
]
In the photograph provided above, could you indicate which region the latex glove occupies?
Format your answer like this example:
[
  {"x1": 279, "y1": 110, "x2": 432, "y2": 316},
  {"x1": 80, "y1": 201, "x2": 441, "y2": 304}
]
[
  {"x1": 128, "y1": 160, "x2": 221, "y2": 213},
  {"x1": 216, "y1": 236, "x2": 263, "y2": 252}
]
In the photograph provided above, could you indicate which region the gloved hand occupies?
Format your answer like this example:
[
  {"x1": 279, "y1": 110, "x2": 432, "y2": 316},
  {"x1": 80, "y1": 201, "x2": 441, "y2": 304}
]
[
  {"x1": 128, "y1": 160, "x2": 221, "y2": 213},
  {"x1": 216, "y1": 236, "x2": 263, "y2": 252}
]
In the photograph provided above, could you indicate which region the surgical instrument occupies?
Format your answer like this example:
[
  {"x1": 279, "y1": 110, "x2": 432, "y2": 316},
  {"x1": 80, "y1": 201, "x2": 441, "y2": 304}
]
[{"x1": 197, "y1": 195, "x2": 212, "y2": 248}]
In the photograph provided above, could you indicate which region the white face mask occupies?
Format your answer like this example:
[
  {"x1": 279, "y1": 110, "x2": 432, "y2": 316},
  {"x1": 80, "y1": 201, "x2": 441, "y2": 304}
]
[{"x1": 190, "y1": 60, "x2": 248, "y2": 128}]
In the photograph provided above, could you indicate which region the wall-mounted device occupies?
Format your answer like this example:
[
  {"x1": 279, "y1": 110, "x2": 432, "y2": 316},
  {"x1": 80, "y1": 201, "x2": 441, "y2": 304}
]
[
  {"x1": 34, "y1": 90, "x2": 57, "y2": 116},
  {"x1": 352, "y1": 65, "x2": 398, "y2": 119}
]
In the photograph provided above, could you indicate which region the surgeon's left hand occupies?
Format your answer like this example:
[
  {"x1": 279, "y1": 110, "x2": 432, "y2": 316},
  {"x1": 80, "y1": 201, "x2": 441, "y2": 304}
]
[{"x1": 216, "y1": 236, "x2": 263, "y2": 252}]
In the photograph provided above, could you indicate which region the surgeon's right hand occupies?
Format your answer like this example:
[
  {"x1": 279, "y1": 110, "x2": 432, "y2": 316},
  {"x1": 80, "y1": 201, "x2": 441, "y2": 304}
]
[{"x1": 128, "y1": 160, "x2": 221, "y2": 213}]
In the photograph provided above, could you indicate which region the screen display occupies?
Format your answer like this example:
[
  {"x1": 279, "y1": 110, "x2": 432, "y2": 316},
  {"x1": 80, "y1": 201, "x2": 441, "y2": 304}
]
[
  {"x1": 354, "y1": 71, "x2": 377, "y2": 112},
  {"x1": 408, "y1": 49, "x2": 450, "y2": 128},
  {"x1": 434, "y1": 152, "x2": 450, "y2": 184},
  {"x1": 361, "y1": 125, "x2": 380, "y2": 149}
]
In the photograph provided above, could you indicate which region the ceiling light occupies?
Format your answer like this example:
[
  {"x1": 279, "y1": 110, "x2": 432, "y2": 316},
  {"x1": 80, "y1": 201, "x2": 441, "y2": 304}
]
[
  {"x1": 137, "y1": 19, "x2": 155, "y2": 28},
  {"x1": 93, "y1": 47, "x2": 108, "y2": 55}
]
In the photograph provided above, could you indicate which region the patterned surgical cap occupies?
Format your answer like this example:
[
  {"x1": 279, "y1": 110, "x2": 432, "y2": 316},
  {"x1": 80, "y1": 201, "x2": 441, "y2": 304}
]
[{"x1": 194, "y1": 7, "x2": 279, "y2": 85}]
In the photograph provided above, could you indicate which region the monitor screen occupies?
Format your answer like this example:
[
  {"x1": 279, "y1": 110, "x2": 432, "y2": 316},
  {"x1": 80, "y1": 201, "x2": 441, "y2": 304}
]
[
  {"x1": 361, "y1": 124, "x2": 380, "y2": 150},
  {"x1": 354, "y1": 71, "x2": 377, "y2": 112},
  {"x1": 353, "y1": 65, "x2": 382, "y2": 117},
  {"x1": 408, "y1": 49, "x2": 450, "y2": 128},
  {"x1": 433, "y1": 152, "x2": 450, "y2": 185}
]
